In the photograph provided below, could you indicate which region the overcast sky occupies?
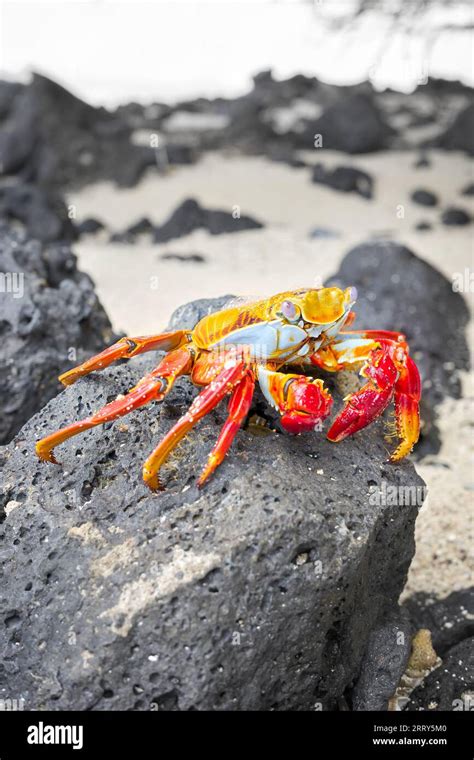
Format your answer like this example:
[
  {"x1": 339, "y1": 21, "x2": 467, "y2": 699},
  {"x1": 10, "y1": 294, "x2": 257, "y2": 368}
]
[{"x1": 0, "y1": 1, "x2": 472, "y2": 106}]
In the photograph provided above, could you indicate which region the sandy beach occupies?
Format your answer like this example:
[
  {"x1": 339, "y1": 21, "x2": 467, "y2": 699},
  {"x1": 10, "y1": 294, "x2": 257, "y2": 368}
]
[{"x1": 69, "y1": 149, "x2": 473, "y2": 331}]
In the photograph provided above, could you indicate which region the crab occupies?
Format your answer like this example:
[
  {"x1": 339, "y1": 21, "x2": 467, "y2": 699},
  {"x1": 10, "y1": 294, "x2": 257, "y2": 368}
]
[{"x1": 36, "y1": 287, "x2": 421, "y2": 490}]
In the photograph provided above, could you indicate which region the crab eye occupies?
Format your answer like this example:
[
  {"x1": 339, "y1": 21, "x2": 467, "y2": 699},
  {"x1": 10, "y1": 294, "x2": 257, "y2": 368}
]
[{"x1": 280, "y1": 300, "x2": 300, "y2": 321}]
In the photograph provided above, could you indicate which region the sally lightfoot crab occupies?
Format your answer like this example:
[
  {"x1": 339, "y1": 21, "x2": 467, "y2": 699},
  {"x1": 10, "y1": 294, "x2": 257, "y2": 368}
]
[{"x1": 36, "y1": 288, "x2": 421, "y2": 490}]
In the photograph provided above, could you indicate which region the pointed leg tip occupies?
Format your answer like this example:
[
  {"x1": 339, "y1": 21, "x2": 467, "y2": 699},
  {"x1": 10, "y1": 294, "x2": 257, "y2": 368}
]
[
  {"x1": 145, "y1": 481, "x2": 160, "y2": 492},
  {"x1": 143, "y1": 471, "x2": 163, "y2": 492},
  {"x1": 58, "y1": 371, "x2": 76, "y2": 386},
  {"x1": 35, "y1": 444, "x2": 59, "y2": 465},
  {"x1": 197, "y1": 473, "x2": 210, "y2": 488},
  {"x1": 388, "y1": 446, "x2": 413, "y2": 463},
  {"x1": 326, "y1": 428, "x2": 346, "y2": 443}
]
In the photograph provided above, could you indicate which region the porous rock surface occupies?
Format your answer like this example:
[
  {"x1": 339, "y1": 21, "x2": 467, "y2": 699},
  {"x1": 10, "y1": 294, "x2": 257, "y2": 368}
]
[
  {"x1": 0, "y1": 222, "x2": 114, "y2": 444},
  {"x1": 0, "y1": 297, "x2": 425, "y2": 710}
]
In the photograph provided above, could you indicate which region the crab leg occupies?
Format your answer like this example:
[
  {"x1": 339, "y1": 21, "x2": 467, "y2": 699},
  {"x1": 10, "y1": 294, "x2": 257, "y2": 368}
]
[
  {"x1": 142, "y1": 360, "x2": 248, "y2": 491},
  {"x1": 59, "y1": 330, "x2": 189, "y2": 386},
  {"x1": 198, "y1": 372, "x2": 255, "y2": 487},
  {"x1": 391, "y1": 355, "x2": 421, "y2": 461},
  {"x1": 36, "y1": 346, "x2": 194, "y2": 464}
]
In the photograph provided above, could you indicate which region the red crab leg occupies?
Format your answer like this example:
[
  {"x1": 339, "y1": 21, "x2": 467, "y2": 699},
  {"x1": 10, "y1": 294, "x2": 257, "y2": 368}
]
[
  {"x1": 142, "y1": 361, "x2": 248, "y2": 491},
  {"x1": 391, "y1": 355, "x2": 421, "y2": 461},
  {"x1": 326, "y1": 348, "x2": 398, "y2": 442},
  {"x1": 59, "y1": 330, "x2": 189, "y2": 386},
  {"x1": 36, "y1": 346, "x2": 194, "y2": 464},
  {"x1": 198, "y1": 372, "x2": 255, "y2": 487}
]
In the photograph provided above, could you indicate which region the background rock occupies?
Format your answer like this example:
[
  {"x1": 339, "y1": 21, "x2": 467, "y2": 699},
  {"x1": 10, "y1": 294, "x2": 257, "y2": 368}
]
[
  {"x1": 404, "y1": 638, "x2": 473, "y2": 711},
  {"x1": 299, "y1": 94, "x2": 394, "y2": 154},
  {"x1": 411, "y1": 189, "x2": 438, "y2": 207},
  {"x1": 312, "y1": 165, "x2": 374, "y2": 199},
  {"x1": 0, "y1": 183, "x2": 76, "y2": 243},
  {"x1": 0, "y1": 222, "x2": 114, "y2": 445},
  {"x1": 437, "y1": 102, "x2": 474, "y2": 156},
  {"x1": 0, "y1": 87, "x2": 38, "y2": 175},
  {"x1": 1, "y1": 71, "x2": 473, "y2": 199},
  {"x1": 0, "y1": 73, "x2": 194, "y2": 190},
  {"x1": 167, "y1": 294, "x2": 235, "y2": 330},
  {"x1": 160, "y1": 252, "x2": 206, "y2": 264},
  {"x1": 153, "y1": 199, "x2": 263, "y2": 244},
  {"x1": 0, "y1": 296, "x2": 424, "y2": 711},
  {"x1": 403, "y1": 588, "x2": 474, "y2": 657},
  {"x1": 76, "y1": 218, "x2": 106, "y2": 237},
  {"x1": 351, "y1": 610, "x2": 413, "y2": 711},
  {"x1": 326, "y1": 241, "x2": 471, "y2": 458},
  {"x1": 441, "y1": 207, "x2": 471, "y2": 226}
]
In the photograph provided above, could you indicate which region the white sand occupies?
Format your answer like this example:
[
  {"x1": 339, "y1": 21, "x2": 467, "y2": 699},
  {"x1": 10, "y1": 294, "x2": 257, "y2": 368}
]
[
  {"x1": 69, "y1": 150, "x2": 473, "y2": 333},
  {"x1": 402, "y1": 367, "x2": 474, "y2": 600},
  {"x1": 68, "y1": 149, "x2": 473, "y2": 598}
]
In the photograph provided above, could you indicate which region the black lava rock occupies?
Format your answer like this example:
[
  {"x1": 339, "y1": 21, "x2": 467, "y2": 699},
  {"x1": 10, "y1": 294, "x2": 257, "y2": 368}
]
[
  {"x1": 0, "y1": 80, "x2": 23, "y2": 120},
  {"x1": 153, "y1": 199, "x2": 263, "y2": 243},
  {"x1": 0, "y1": 87, "x2": 38, "y2": 175},
  {"x1": 109, "y1": 231, "x2": 137, "y2": 244},
  {"x1": 351, "y1": 610, "x2": 413, "y2": 711},
  {"x1": 160, "y1": 252, "x2": 206, "y2": 263},
  {"x1": 415, "y1": 221, "x2": 432, "y2": 231},
  {"x1": 0, "y1": 183, "x2": 76, "y2": 243},
  {"x1": 76, "y1": 218, "x2": 106, "y2": 236},
  {"x1": 127, "y1": 217, "x2": 154, "y2": 236},
  {"x1": 460, "y1": 182, "x2": 474, "y2": 196},
  {"x1": 411, "y1": 189, "x2": 438, "y2": 207},
  {"x1": 0, "y1": 296, "x2": 424, "y2": 710},
  {"x1": 166, "y1": 294, "x2": 235, "y2": 331},
  {"x1": 414, "y1": 154, "x2": 431, "y2": 169},
  {"x1": 0, "y1": 73, "x2": 189, "y2": 191},
  {"x1": 300, "y1": 94, "x2": 393, "y2": 153},
  {"x1": 0, "y1": 222, "x2": 114, "y2": 444},
  {"x1": 403, "y1": 588, "x2": 474, "y2": 657},
  {"x1": 109, "y1": 217, "x2": 154, "y2": 244},
  {"x1": 326, "y1": 241, "x2": 470, "y2": 458},
  {"x1": 441, "y1": 207, "x2": 471, "y2": 226},
  {"x1": 265, "y1": 142, "x2": 307, "y2": 168},
  {"x1": 405, "y1": 638, "x2": 474, "y2": 711},
  {"x1": 437, "y1": 102, "x2": 474, "y2": 156},
  {"x1": 312, "y1": 164, "x2": 374, "y2": 199}
]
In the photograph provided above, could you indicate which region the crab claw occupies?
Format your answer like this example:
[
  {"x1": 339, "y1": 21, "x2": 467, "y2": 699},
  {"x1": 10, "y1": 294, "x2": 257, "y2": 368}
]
[
  {"x1": 257, "y1": 367, "x2": 333, "y2": 434},
  {"x1": 280, "y1": 377, "x2": 333, "y2": 434},
  {"x1": 327, "y1": 349, "x2": 398, "y2": 442}
]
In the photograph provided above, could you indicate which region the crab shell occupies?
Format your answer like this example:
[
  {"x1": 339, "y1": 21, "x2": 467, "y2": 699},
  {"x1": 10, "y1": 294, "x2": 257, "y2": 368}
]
[{"x1": 192, "y1": 287, "x2": 357, "y2": 362}]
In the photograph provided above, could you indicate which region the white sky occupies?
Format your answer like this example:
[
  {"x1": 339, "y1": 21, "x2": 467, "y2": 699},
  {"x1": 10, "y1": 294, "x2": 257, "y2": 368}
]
[{"x1": 0, "y1": 1, "x2": 472, "y2": 106}]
